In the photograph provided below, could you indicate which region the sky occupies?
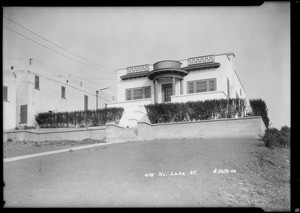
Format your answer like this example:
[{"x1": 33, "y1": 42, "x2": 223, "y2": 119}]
[{"x1": 3, "y1": 3, "x2": 290, "y2": 128}]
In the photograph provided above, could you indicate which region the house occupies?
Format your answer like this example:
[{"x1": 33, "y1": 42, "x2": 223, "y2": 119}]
[
  {"x1": 3, "y1": 58, "x2": 113, "y2": 130},
  {"x1": 107, "y1": 52, "x2": 246, "y2": 127}
]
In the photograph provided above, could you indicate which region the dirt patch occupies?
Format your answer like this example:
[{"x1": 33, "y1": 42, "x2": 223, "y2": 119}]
[{"x1": 3, "y1": 138, "x2": 106, "y2": 158}]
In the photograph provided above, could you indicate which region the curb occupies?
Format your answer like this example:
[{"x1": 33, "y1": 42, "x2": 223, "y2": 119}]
[{"x1": 4, "y1": 142, "x2": 108, "y2": 163}]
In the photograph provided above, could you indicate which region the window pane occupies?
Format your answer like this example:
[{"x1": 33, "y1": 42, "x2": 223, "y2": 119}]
[
  {"x1": 84, "y1": 95, "x2": 88, "y2": 110},
  {"x1": 126, "y1": 90, "x2": 132, "y2": 100},
  {"x1": 188, "y1": 82, "x2": 194, "y2": 93},
  {"x1": 196, "y1": 81, "x2": 207, "y2": 92},
  {"x1": 144, "y1": 87, "x2": 151, "y2": 98},
  {"x1": 133, "y1": 88, "x2": 143, "y2": 100},
  {"x1": 3, "y1": 86, "x2": 7, "y2": 101},
  {"x1": 209, "y1": 80, "x2": 215, "y2": 91},
  {"x1": 61, "y1": 86, "x2": 66, "y2": 99},
  {"x1": 35, "y1": 76, "x2": 39, "y2": 89}
]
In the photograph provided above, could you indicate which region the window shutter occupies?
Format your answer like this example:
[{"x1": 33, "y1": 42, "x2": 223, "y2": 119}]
[
  {"x1": 144, "y1": 87, "x2": 151, "y2": 98},
  {"x1": 188, "y1": 82, "x2": 194, "y2": 93},
  {"x1": 126, "y1": 90, "x2": 132, "y2": 100},
  {"x1": 209, "y1": 80, "x2": 215, "y2": 91}
]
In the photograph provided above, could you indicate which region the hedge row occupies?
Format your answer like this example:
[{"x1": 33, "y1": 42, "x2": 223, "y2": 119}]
[
  {"x1": 35, "y1": 107, "x2": 124, "y2": 128},
  {"x1": 145, "y1": 98, "x2": 247, "y2": 124},
  {"x1": 249, "y1": 99, "x2": 270, "y2": 128}
]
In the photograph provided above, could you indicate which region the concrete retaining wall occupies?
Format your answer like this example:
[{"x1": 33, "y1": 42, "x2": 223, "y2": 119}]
[
  {"x1": 3, "y1": 126, "x2": 106, "y2": 142},
  {"x1": 105, "y1": 123, "x2": 138, "y2": 143},
  {"x1": 138, "y1": 116, "x2": 266, "y2": 141}
]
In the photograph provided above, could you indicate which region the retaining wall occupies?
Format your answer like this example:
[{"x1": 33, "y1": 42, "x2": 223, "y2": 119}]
[
  {"x1": 138, "y1": 116, "x2": 266, "y2": 141},
  {"x1": 105, "y1": 123, "x2": 138, "y2": 143},
  {"x1": 3, "y1": 126, "x2": 106, "y2": 142}
]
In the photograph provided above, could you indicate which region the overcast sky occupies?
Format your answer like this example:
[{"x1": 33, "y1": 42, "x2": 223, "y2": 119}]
[{"x1": 3, "y1": 3, "x2": 290, "y2": 128}]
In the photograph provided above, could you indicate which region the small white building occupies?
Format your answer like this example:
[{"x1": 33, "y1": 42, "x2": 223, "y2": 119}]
[
  {"x1": 3, "y1": 59, "x2": 113, "y2": 130},
  {"x1": 107, "y1": 52, "x2": 246, "y2": 127}
]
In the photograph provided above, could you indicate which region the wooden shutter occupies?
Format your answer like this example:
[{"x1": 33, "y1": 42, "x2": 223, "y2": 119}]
[
  {"x1": 144, "y1": 87, "x2": 151, "y2": 98},
  {"x1": 188, "y1": 82, "x2": 194, "y2": 93},
  {"x1": 209, "y1": 80, "x2": 215, "y2": 91},
  {"x1": 126, "y1": 90, "x2": 132, "y2": 100}
]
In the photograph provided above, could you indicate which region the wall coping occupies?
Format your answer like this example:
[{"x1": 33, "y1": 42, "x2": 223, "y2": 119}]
[
  {"x1": 105, "y1": 123, "x2": 126, "y2": 129},
  {"x1": 4, "y1": 126, "x2": 106, "y2": 135},
  {"x1": 107, "y1": 98, "x2": 152, "y2": 105},
  {"x1": 171, "y1": 91, "x2": 228, "y2": 99},
  {"x1": 138, "y1": 116, "x2": 264, "y2": 127}
]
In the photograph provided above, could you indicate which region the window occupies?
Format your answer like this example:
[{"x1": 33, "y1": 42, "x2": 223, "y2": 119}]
[
  {"x1": 236, "y1": 92, "x2": 239, "y2": 99},
  {"x1": 3, "y1": 86, "x2": 8, "y2": 101},
  {"x1": 227, "y1": 78, "x2": 230, "y2": 98},
  {"x1": 35, "y1": 75, "x2": 39, "y2": 90},
  {"x1": 240, "y1": 88, "x2": 242, "y2": 96},
  {"x1": 188, "y1": 82, "x2": 194, "y2": 93},
  {"x1": 126, "y1": 86, "x2": 151, "y2": 101},
  {"x1": 133, "y1": 88, "x2": 143, "y2": 100},
  {"x1": 61, "y1": 86, "x2": 66, "y2": 99},
  {"x1": 188, "y1": 78, "x2": 216, "y2": 94},
  {"x1": 84, "y1": 95, "x2": 88, "y2": 111}
]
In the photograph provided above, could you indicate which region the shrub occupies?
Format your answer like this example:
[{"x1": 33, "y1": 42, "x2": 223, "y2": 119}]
[
  {"x1": 249, "y1": 99, "x2": 270, "y2": 129},
  {"x1": 145, "y1": 98, "x2": 246, "y2": 124},
  {"x1": 35, "y1": 107, "x2": 124, "y2": 128},
  {"x1": 262, "y1": 126, "x2": 290, "y2": 148}
]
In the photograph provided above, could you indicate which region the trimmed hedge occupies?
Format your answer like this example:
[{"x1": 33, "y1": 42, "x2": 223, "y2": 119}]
[
  {"x1": 249, "y1": 99, "x2": 270, "y2": 128},
  {"x1": 35, "y1": 107, "x2": 124, "y2": 128},
  {"x1": 145, "y1": 98, "x2": 247, "y2": 124}
]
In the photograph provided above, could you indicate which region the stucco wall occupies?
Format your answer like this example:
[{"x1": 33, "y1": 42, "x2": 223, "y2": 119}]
[
  {"x1": 107, "y1": 99, "x2": 151, "y2": 127},
  {"x1": 138, "y1": 116, "x2": 266, "y2": 141},
  {"x1": 3, "y1": 59, "x2": 111, "y2": 130},
  {"x1": 105, "y1": 123, "x2": 138, "y2": 143},
  {"x1": 3, "y1": 72, "x2": 17, "y2": 130},
  {"x1": 3, "y1": 127, "x2": 106, "y2": 142}
]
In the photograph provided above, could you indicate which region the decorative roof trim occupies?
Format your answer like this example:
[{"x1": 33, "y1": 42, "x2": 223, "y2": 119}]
[
  {"x1": 120, "y1": 71, "x2": 149, "y2": 80},
  {"x1": 182, "y1": 62, "x2": 220, "y2": 71}
]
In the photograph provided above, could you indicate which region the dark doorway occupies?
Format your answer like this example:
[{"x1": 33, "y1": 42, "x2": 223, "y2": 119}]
[{"x1": 162, "y1": 83, "x2": 173, "y2": 103}]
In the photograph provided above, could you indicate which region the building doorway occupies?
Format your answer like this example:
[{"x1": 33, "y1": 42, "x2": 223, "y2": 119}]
[
  {"x1": 162, "y1": 83, "x2": 173, "y2": 103},
  {"x1": 20, "y1": 105, "x2": 27, "y2": 124}
]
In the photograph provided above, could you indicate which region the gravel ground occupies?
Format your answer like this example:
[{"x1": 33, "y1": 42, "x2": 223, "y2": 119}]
[{"x1": 3, "y1": 138, "x2": 290, "y2": 210}]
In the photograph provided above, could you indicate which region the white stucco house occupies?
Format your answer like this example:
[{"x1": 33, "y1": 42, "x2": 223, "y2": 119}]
[
  {"x1": 107, "y1": 52, "x2": 246, "y2": 127},
  {"x1": 3, "y1": 59, "x2": 113, "y2": 130}
]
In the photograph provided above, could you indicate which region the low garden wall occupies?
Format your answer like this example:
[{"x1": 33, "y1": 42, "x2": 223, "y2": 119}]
[
  {"x1": 3, "y1": 126, "x2": 106, "y2": 142},
  {"x1": 105, "y1": 123, "x2": 138, "y2": 143},
  {"x1": 137, "y1": 116, "x2": 266, "y2": 141}
]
